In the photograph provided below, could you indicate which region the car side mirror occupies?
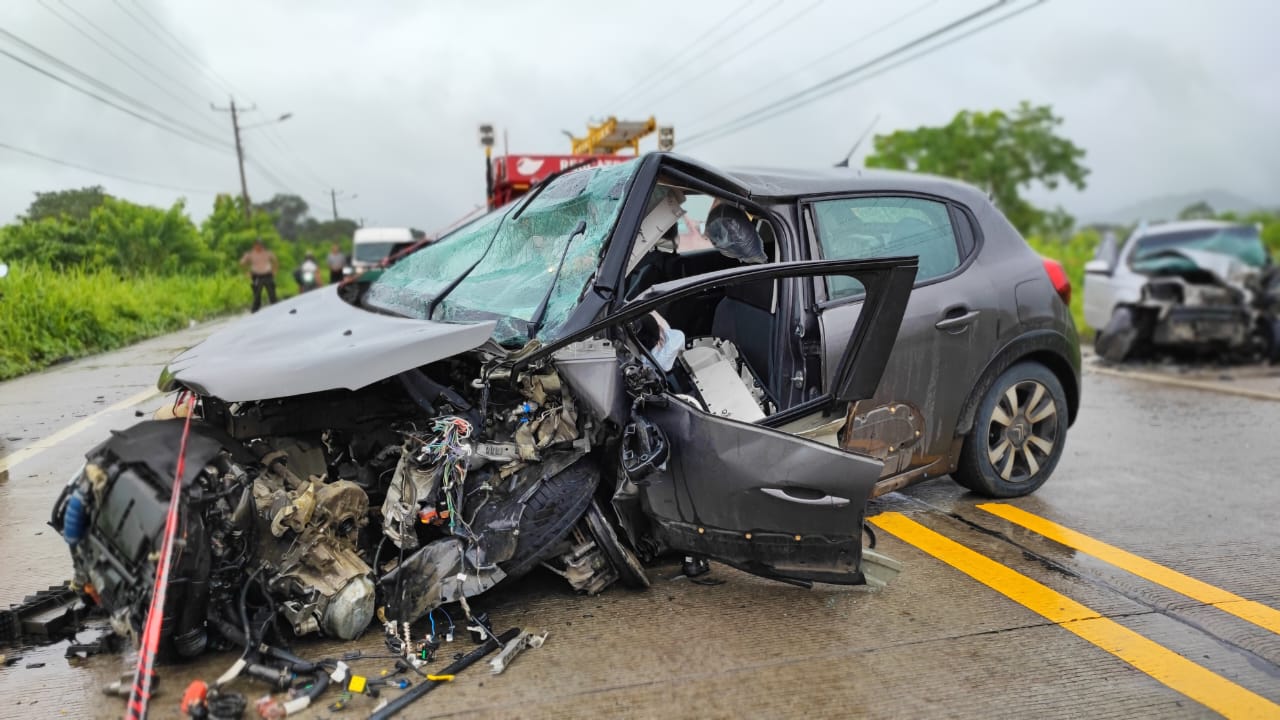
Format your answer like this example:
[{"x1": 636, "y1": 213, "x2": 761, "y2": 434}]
[{"x1": 1083, "y1": 259, "x2": 1111, "y2": 275}]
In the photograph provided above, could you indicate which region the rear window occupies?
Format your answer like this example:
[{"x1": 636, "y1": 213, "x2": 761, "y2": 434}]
[{"x1": 813, "y1": 196, "x2": 960, "y2": 300}]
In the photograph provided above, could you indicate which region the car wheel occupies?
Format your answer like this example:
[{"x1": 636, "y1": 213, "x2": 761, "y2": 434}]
[
  {"x1": 499, "y1": 458, "x2": 599, "y2": 581},
  {"x1": 953, "y1": 361, "x2": 1067, "y2": 498},
  {"x1": 1095, "y1": 306, "x2": 1141, "y2": 363}
]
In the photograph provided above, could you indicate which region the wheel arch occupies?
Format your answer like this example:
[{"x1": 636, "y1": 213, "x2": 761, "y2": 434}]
[{"x1": 955, "y1": 330, "x2": 1080, "y2": 437}]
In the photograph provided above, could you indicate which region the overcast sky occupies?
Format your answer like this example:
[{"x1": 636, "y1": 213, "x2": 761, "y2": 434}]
[{"x1": 1, "y1": 0, "x2": 1277, "y2": 230}]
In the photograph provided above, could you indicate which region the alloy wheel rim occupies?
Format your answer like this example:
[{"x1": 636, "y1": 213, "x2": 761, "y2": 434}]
[{"x1": 985, "y1": 379, "x2": 1058, "y2": 484}]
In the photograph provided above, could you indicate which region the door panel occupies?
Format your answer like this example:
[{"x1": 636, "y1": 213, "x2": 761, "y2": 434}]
[
  {"x1": 806, "y1": 195, "x2": 998, "y2": 474},
  {"x1": 637, "y1": 395, "x2": 883, "y2": 584},
  {"x1": 820, "y1": 273, "x2": 1000, "y2": 474},
  {"x1": 525, "y1": 256, "x2": 917, "y2": 585}
]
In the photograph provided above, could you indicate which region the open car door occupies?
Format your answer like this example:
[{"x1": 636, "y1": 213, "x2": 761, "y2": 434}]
[{"x1": 530, "y1": 257, "x2": 917, "y2": 586}]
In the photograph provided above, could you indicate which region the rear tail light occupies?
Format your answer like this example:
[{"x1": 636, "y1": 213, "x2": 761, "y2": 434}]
[{"x1": 1042, "y1": 257, "x2": 1071, "y2": 305}]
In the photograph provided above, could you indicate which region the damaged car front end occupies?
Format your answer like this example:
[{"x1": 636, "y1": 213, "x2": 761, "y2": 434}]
[
  {"x1": 1086, "y1": 221, "x2": 1280, "y2": 363},
  {"x1": 51, "y1": 155, "x2": 918, "y2": 662}
]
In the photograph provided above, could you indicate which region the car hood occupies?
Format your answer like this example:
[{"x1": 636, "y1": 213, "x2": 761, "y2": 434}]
[{"x1": 162, "y1": 286, "x2": 497, "y2": 401}]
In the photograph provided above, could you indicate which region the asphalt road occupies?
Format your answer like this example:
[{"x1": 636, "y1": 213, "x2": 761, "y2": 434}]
[{"x1": 1, "y1": 322, "x2": 1278, "y2": 719}]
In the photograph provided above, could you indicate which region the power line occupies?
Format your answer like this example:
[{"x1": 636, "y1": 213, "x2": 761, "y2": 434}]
[
  {"x1": 602, "y1": 0, "x2": 758, "y2": 112},
  {"x1": 0, "y1": 42, "x2": 231, "y2": 154},
  {"x1": 246, "y1": 157, "x2": 299, "y2": 197},
  {"x1": 0, "y1": 140, "x2": 223, "y2": 194},
  {"x1": 622, "y1": 0, "x2": 785, "y2": 115},
  {"x1": 681, "y1": 0, "x2": 1031, "y2": 149},
  {"x1": 110, "y1": 0, "x2": 231, "y2": 97},
  {"x1": 54, "y1": 0, "x2": 209, "y2": 107},
  {"x1": 110, "y1": 0, "x2": 332, "y2": 195},
  {"x1": 684, "y1": 0, "x2": 940, "y2": 131},
  {"x1": 640, "y1": 0, "x2": 826, "y2": 111},
  {"x1": 36, "y1": 0, "x2": 224, "y2": 136},
  {"x1": 0, "y1": 27, "x2": 229, "y2": 149},
  {"x1": 128, "y1": 0, "x2": 238, "y2": 93},
  {"x1": 256, "y1": 124, "x2": 334, "y2": 190}
]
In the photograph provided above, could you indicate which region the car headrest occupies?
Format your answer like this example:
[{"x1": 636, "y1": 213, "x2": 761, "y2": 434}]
[{"x1": 706, "y1": 205, "x2": 767, "y2": 264}]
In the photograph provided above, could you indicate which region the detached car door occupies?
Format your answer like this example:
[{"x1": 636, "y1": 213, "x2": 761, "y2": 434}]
[{"x1": 530, "y1": 257, "x2": 917, "y2": 585}]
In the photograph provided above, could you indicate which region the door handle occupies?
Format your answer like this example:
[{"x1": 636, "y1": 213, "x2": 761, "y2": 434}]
[
  {"x1": 935, "y1": 308, "x2": 979, "y2": 332},
  {"x1": 761, "y1": 488, "x2": 850, "y2": 507}
]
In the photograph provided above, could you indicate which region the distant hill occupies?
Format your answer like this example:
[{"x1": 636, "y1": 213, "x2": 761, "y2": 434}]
[{"x1": 1092, "y1": 190, "x2": 1268, "y2": 224}]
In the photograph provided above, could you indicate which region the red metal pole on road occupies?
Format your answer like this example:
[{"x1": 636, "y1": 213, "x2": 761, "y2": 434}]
[{"x1": 125, "y1": 393, "x2": 197, "y2": 720}]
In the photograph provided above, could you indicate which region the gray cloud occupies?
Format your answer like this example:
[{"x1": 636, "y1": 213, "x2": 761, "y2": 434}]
[{"x1": 1, "y1": 0, "x2": 1276, "y2": 231}]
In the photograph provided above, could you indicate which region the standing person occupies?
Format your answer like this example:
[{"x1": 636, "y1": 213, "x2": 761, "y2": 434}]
[
  {"x1": 239, "y1": 238, "x2": 278, "y2": 312},
  {"x1": 326, "y1": 243, "x2": 347, "y2": 284},
  {"x1": 294, "y1": 252, "x2": 319, "y2": 292}
]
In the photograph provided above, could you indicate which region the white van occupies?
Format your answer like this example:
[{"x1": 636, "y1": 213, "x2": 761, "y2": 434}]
[{"x1": 352, "y1": 227, "x2": 417, "y2": 272}]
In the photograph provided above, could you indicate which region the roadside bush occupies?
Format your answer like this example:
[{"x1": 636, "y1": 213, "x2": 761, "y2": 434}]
[{"x1": 0, "y1": 263, "x2": 251, "y2": 380}]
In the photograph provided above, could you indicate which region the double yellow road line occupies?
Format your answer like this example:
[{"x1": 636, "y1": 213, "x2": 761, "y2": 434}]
[{"x1": 871, "y1": 507, "x2": 1280, "y2": 719}]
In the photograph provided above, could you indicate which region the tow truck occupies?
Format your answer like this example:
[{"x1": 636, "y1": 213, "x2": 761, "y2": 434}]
[{"x1": 481, "y1": 117, "x2": 673, "y2": 209}]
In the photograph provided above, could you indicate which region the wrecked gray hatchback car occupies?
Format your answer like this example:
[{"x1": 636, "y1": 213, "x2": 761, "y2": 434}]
[{"x1": 54, "y1": 155, "x2": 930, "y2": 659}]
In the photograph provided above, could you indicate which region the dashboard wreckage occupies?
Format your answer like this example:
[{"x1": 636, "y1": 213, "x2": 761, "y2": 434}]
[{"x1": 51, "y1": 156, "x2": 919, "y2": 670}]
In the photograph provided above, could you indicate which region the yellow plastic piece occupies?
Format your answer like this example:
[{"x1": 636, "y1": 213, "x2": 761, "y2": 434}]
[
  {"x1": 348, "y1": 675, "x2": 367, "y2": 693},
  {"x1": 426, "y1": 674, "x2": 455, "y2": 682}
]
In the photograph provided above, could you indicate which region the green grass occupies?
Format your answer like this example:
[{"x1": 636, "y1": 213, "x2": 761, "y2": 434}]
[{"x1": 0, "y1": 263, "x2": 255, "y2": 380}]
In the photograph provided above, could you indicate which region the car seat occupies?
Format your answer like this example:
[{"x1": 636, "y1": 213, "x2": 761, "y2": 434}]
[{"x1": 710, "y1": 278, "x2": 775, "y2": 399}]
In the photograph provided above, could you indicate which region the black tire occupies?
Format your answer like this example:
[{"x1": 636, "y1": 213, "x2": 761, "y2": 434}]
[
  {"x1": 498, "y1": 458, "x2": 599, "y2": 581},
  {"x1": 953, "y1": 361, "x2": 1068, "y2": 498},
  {"x1": 1095, "y1": 306, "x2": 1141, "y2": 363}
]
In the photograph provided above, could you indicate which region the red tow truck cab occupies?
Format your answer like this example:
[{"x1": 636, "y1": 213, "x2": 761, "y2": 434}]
[{"x1": 487, "y1": 154, "x2": 632, "y2": 209}]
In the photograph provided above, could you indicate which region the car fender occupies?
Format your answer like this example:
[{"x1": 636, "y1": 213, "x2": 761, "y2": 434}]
[{"x1": 954, "y1": 329, "x2": 1080, "y2": 437}]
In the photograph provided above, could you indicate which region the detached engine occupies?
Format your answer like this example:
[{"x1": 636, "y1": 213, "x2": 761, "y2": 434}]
[{"x1": 53, "y1": 420, "x2": 375, "y2": 657}]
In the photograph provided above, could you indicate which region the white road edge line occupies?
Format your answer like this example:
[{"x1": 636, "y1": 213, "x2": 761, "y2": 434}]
[
  {"x1": 0, "y1": 387, "x2": 162, "y2": 473},
  {"x1": 1086, "y1": 364, "x2": 1280, "y2": 403}
]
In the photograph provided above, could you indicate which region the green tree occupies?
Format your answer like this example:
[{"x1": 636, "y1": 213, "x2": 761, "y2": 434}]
[
  {"x1": 254, "y1": 193, "x2": 310, "y2": 241},
  {"x1": 23, "y1": 186, "x2": 108, "y2": 222},
  {"x1": 865, "y1": 102, "x2": 1089, "y2": 234},
  {"x1": 202, "y1": 193, "x2": 291, "y2": 269},
  {"x1": 0, "y1": 195, "x2": 216, "y2": 274},
  {"x1": 0, "y1": 215, "x2": 101, "y2": 268},
  {"x1": 298, "y1": 217, "x2": 358, "y2": 247},
  {"x1": 87, "y1": 197, "x2": 215, "y2": 275},
  {"x1": 1178, "y1": 201, "x2": 1216, "y2": 220}
]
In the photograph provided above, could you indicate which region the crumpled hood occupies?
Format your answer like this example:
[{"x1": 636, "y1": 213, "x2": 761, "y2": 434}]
[{"x1": 162, "y1": 286, "x2": 496, "y2": 401}]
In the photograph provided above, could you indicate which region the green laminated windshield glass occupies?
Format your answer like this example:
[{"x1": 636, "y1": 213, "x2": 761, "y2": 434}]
[
  {"x1": 1131, "y1": 226, "x2": 1267, "y2": 269},
  {"x1": 364, "y1": 160, "x2": 638, "y2": 346}
]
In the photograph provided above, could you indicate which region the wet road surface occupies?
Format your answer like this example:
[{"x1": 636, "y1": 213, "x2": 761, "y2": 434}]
[{"x1": 1, "y1": 326, "x2": 1278, "y2": 719}]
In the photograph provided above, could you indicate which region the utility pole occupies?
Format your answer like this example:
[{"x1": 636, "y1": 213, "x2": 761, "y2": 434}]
[
  {"x1": 211, "y1": 98, "x2": 257, "y2": 220},
  {"x1": 329, "y1": 189, "x2": 357, "y2": 221}
]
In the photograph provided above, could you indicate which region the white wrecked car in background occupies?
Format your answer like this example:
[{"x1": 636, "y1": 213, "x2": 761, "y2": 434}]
[{"x1": 1084, "y1": 220, "x2": 1280, "y2": 362}]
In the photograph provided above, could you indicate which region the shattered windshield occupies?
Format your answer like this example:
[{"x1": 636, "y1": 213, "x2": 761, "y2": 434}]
[
  {"x1": 364, "y1": 161, "x2": 638, "y2": 346},
  {"x1": 1131, "y1": 226, "x2": 1267, "y2": 268}
]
